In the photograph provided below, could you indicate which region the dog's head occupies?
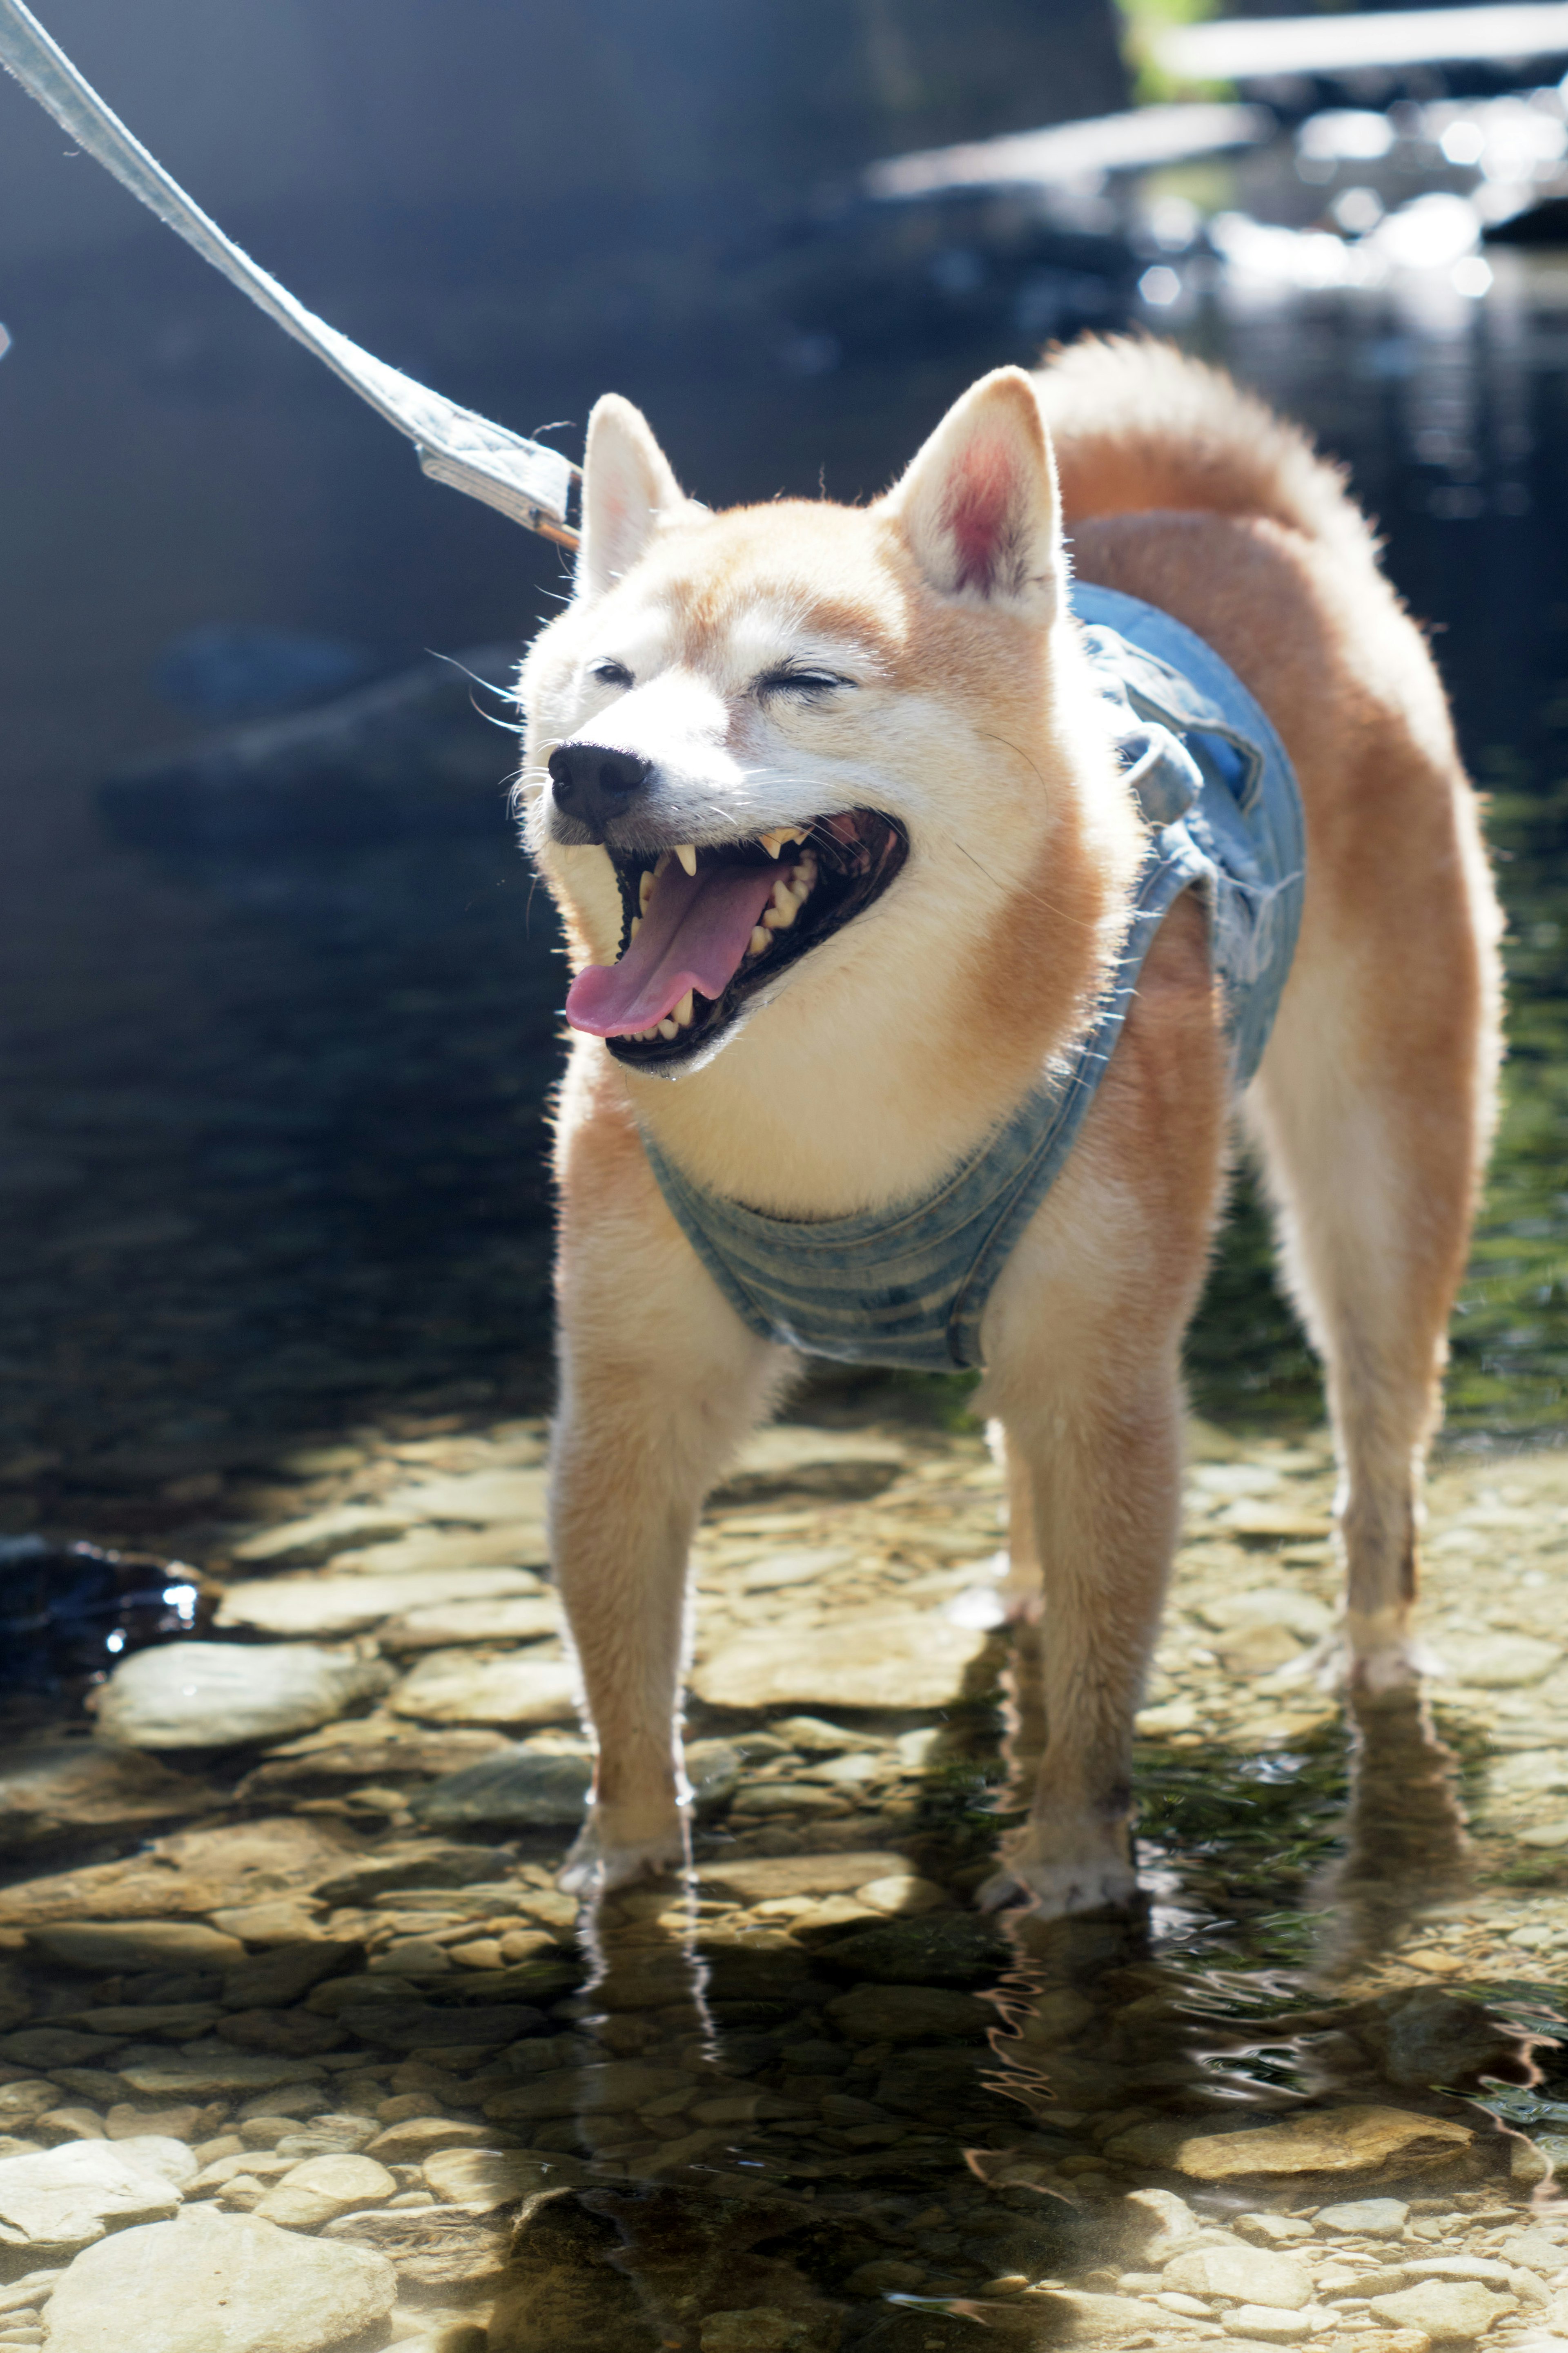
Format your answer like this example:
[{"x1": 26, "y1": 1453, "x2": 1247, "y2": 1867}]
[{"x1": 521, "y1": 368, "x2": 1085, "y2": 1078}]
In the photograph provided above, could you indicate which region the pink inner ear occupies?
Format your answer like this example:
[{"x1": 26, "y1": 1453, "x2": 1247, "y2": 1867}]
[{"x1": 944, "y1": 436, "x2": 1018, "y2": 595}]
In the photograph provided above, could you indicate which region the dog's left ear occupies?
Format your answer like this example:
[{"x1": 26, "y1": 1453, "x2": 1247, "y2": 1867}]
[{"x1": 881, "y1": 368, "x2": 1061, "y2": 618}]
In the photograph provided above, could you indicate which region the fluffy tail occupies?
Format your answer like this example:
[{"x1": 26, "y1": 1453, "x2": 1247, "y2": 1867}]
[{"x1": 1036, "y1": 335, "x2": 1379, "y2": 569}]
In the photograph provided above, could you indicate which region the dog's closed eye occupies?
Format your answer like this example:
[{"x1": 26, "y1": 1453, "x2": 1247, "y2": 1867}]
[{"x1": 755, "y1": 667, "x2": 853, "y2": 700}]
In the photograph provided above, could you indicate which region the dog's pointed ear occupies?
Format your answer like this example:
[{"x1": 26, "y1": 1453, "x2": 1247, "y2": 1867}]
[
  {"x1": 576, "y1": 394, "x2": 697, "y2": 602},
  {"x1": 881, "y1": 368, "x2": 1062, "y2": 618}
]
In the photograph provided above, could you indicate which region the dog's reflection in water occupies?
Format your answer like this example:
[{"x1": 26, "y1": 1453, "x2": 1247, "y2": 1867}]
[{"x1": 486, "y1": 1683, "x2": 1541, "y2": 2350}]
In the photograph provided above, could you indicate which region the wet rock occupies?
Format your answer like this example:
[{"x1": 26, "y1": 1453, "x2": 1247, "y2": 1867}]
[
  {"x1": 215, "y1": 2010, "x2": 345, "y2": 2057},
  {"x1": 0, "y1": 1821, "x2": 363, "y2": 1933},
  {"x1": 488, "y1": 2188, "x2": 652, "y2": 2350},
  {"x1": 380, "y1": 1468, "x2": 549, "y2": 1528},
  {"x1": 1367, "y1": 2277, "x2": 1517, "y2": 2338},
  {"x1": 320, "y1": 2200, "x2": 512, "y2": 2289},
  {"x1": 692, "y1": 1606, "x2": 991, "y2": 1711},
  {"x1": 1221, "y1": 2308, "x2": 1315, "y2": 2343},
  {"x1": 309, "y1": 1840, "x2": 516, "y2": 1905},
  {"x1": 0, "y1": 2136, "x2": 194, "y2": 2268},
  {"x1": 1025, "y1": 2289, "x2": 1159, "y2": 2340},
  {"x1": 253, "y1": 2152, "x2": 397, "y2": 2228},
  {"x1": 1352, "y1": 1988, "x2": 1523, "y2": 2090},
  {"x1": 0, "y1": 2034, "x2": 107, "y2": 2071},
  {"x1": 1451, "y1": 1633, "x2": 1562, "y2": 1686},
  {"x1": 1116, "y1": 2187, "x2": 1203, "y2": 2262},
  {"x1": 815, "y1": 1914, "x2": 1004, "y2": 1985},
  {"x1": 38, "y1": 2204, "x2": 398, "y2": 2352},
  {"x1": 217, "y1": 1566, "x2": 546, "y2": 1639},
  {"x1": 114, "y1": 2052, "x2": 327, "y2": 2100},
  {"x1": 1316, "y1": 2196, "x2": 1410, "y2": 2235},
  {"x1": 1163, "y1": 2244, "x2": 1314, "y2": 2308},
  {"x1": 409, "y1": 1744, "x2": 591, "y2": 1829},
  {"x1": 222, "y1": 1941, "x2": 362, "y2": 2012},
  {"x1": 364, "y1": 2117, "x2": 495, "y2": 2161},
  {"x1": 1102, "y1": 2103, "x2": 1474, "y2": 2178},
  {"x1": 825, "y1": 1983, "x2": 987, "y2": 2042},
  {"x1": 389, "y1": 1650, "x2": 577, "y2": 1726},
  {"x1": 233, "y1": 1505, "x2": 416, "y2": 1566},
  {"x1": 337, "y1": 2003, "x2": 544, "y2": 2052},
  {"x1": 700, "y1": 1853, "x2": 907, "y2": 1903},
  {"x1": 0, "y1": 2086, "x2": 69, "y2": 2132},
  {"x1": 699, "y1": 2315, "x2": 803, "y2": 2352},
  {"x1": 26, "y1": 1921, "x2": 243, "y2": 1974},
  {"x1": 423, "y1": 2148, "x2": 584, "y2": 2206},
  {"x1": 95, "y1": 1642, "x2": 393, "y2": 1749},
  {"x1": 0, "y1": 1743, "x2": 223, "y2": 1854},
  {"x1": 483, "y1": 2061, "x2": 695, "y2": 2124},
  {"x1": 1235, "y1": 2213, "x2": 1316, "y2": 2246}
]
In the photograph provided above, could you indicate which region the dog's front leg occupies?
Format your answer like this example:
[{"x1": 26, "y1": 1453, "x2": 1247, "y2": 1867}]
[
  {"x1": 978, "y1": 1362, "x2": 1182, "y2": 1918},
  {"x1": 551, "y1": 1114, "x2": 787, "y2": 1896}
]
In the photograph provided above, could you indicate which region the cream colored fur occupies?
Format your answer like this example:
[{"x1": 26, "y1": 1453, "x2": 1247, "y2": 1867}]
[{"x1": 519, "y1": 339, "x2": 1503, "y2": 1914}]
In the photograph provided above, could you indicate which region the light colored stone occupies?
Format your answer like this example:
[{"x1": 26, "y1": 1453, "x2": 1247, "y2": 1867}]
[
  {"x1": 253, "y1": 2153, "x2": 396, "y2": 2230},
  {"x1": 25, "y1": 1921, "x2": 243, "y2": 1974},
  {"x1": 377, "y1": 1595, "x2": 559, "y2": 1649},
  {"x1": 215, "y1": 1567, "x2": 543, "y2": 1639},
  {"x1": 1452, "y1": 1633, "x2": 1563, "y2": 1688},
  {"x1": 1163, "y1": 2246, "x2": 1313, "y2": 2311},
  {"x1": 1118, "y1": 2187, "x2": 1202, "y2": 2263},
  {"x1": 731, "y1": 1547, "x2": 855, "y2": 1592},
  {"x1": 388, "y1": 1650, "x2": 577, "y2": 1726},
  {"x1": 1222, "y1": 2309, "x2": 1314, "y2": 2344},
  {"x1": 1104, "y1": 2103, "x2": 1474, "y2": 2178},
  {"x1": 95, "y1": 1644, "x2": 392, "y2": 1750},
  {"x1": 1315, "y1": 2197, "x2": 1409, "y2": 2236},
  {"x1": 692, "y1": 1606, "x2": 989, "y2": 1711},
  {"x1": 0, "y1": 2136, "x2": 194, "y2": 2263},
  {"x1": 379, "y1": 1469, "x2": 549, "y2": 1527},
  {"x1": 1025, "y1": 2289, "x2": 1159, "y2": 2340},
  {"x1": 854, "y1": 1874, "x2": 949, "y2": 1915},
  {"x1": 38, "y1": 2204, "x2": 398, "y2": 2352},
  {"x1": 327, "y1": 1526, "x2": 548, "y2": 1577},
  {"x1": 364, "y1": 2119, "x2": 492, "y2": 2162},
  {"x1": 408, "y1": 1745, "x2": 590, "y2": 1829},
  {"x1": 1194, "y1": 1590, "x2": 1334, "y2": 1641},
  {"x1": 1368, "y1": 2278, "x2": 1517, "y2": 2339},
  {"x1": 1236, "y1": 2213, "x2": 1316, "y2": 2246},
  {"x1": 700, "y1": 1852, "x2": 908, "y2": 1902},
  {"x1": 1486, "y1": 1748, "x2": 1568, "y2": 1800},
  {"x1": 318, "y1": 2203, "x2": 511, "y2": 2291},
  {"x1": 1500, "y1": 2229, "x2": 1568, "y2": 2275},
  {"x1": 422, "y1": 2146, "x2": 583, "y2": 2208},
  {"x1": 234, "y1": 1505, "x2": 416, "y2": 1564}
]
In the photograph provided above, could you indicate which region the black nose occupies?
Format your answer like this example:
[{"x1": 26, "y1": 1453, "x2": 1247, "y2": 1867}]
[{"x1": 547, "y1": 742, "x2": 652, "y2": 838}]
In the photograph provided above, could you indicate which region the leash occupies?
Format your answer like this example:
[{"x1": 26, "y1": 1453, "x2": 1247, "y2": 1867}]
[{"x1": 0, "y1": 0, "x2": 580, "y2": 549}]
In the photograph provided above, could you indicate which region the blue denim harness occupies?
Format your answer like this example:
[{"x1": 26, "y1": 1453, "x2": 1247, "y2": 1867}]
[{"x1": 641, "y1": 582, "x2": 1305, "y2": 1373}]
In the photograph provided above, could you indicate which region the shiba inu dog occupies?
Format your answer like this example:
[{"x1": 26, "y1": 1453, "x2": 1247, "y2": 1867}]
[{"x1": 519, "y1": 336, "x2": 1502, "y2": 1915}]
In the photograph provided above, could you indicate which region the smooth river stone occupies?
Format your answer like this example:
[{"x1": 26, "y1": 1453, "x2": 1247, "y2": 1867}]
[
  {"x1": 95, "y1": 1643, "x2": 393, "y2": 1749},
  {"x1": 1103, "y1": 2103, "x2": 1474, "y2": 2177},
  {"x1": 691, "y1": 1607, "x2": 991, "y2": 1711},
  {"x1": 1452, "y1": 1633, "x2": 1564, "y2": 1687},
  {"x1": 39, "y1": 2206, "x2": 398, "y2": 2353},
  {"x1": 422, "y1": 2146, "x2": 584, "y2": 2207},
  {"x1": 410, "y1": 1745, "x2": 592, "y2": 1828},
  {"x1": 325, "y1": 1526, "x2": 549, "y2": 1577},
  {"x1": 389, "y1": 1650, "x2": 577, "y2": 1726},
  {"x1": 233, "y1": 1505, "x2": 415, "y2": 1564},
  {"x1": 0, "y1": 2136, "x2": 195, "y2": 2266},
  {"x1": 216, "y1": 1566, "x2": 544, "y2": 1639},
  {"x1": 0, "y1": 1743, "x2": 223, "y2": 1854},
  {"x1": 378, "y1": 1594, "x2": 560, "y2": 1650},
  {"x1": 1163, "y1": 2246, "x2": 1314, "y2": 2311},
  {"x1": 26, "y1": 1920, "x2": 243, "y2": 1973},
  {"x1": 379, "y1": 1468, "x2": 549, "y2": 1526}
]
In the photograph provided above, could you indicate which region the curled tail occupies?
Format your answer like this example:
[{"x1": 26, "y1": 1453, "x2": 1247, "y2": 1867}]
[{"x1": 1036, "y1": 335, "x2": 1379, "y2": 570}]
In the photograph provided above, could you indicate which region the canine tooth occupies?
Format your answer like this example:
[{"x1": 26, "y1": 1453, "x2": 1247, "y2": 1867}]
[
  {"x1": 760, "y1": 830, "x2": 784, "y2": 859},
  {"x1": 673, "y1": 990, "x2": 695, "y2": 1028},
  {"x1": 675, "y1": 843, "x2": 697, "y2": 877},
  {"x1": 657, "y1": 1017, "x2": 679, "y2": 1040},
  {"x1": 639, "y1": 870, "x2": 654, "y2": 911},
  {"x1": 747, "y1": 927, "x2": 768, "y2": 957}
]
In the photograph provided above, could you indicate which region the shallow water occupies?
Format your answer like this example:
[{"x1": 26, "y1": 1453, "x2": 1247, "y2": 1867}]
[{"x1": 2, "y1": 77, "x2": 1568, "y2": 2353}]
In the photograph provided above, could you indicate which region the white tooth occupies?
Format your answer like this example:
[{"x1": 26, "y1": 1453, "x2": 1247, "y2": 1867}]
[
  {"x1": 763, "y1": 900, "x2": 795, "y2": 929},
  {"x1": 657, "y1": 1017, "x2": 679, "y2": 1040},
  {"x1": 747, "y1": 927, "x2": 768, "y2": 957},
  {"x1": 630, "y1": 916, "x2": 641, "y2": 939},
  {"x1": 760, "y1": 830, "x2": 784, "y2": 860},
  {"x1": 639, "y1": 870, "x2": 654, "y2": 911},
  {"x1": 675, "y1": 843, "x2": 697, "y2": 877},
  {"x1": 673, "y1": 990, "x2": 694, "y2": 1028}
]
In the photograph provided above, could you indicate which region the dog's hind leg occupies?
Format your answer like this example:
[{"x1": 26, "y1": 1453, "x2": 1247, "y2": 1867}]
[
  {"x1": 1247, "y1": 825, "x2": 1501, "y2": 1692},
  {"x1": 551, "y1": 1097, "x2": 791, "y2": 1895}
]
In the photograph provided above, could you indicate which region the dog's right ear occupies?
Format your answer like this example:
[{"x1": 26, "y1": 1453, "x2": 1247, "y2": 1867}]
[
  {"x1": 576, "y1": 395, "x2": 697, "y2": 603},
  {"x1": 881, "y1": 368, "x2": 1061, "y2": 620}
]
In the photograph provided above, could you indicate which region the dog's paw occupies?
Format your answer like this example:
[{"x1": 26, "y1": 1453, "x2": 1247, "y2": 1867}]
[
  {"x1": 976, "y1": 1852, "x2": 1139, "y2": 1920},
  {"x1": 558, "y1": 1815, "x2": 688, "y2": 1897}
]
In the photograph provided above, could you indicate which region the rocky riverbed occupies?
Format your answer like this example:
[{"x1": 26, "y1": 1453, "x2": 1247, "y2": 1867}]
[{"x1": 0, "y1": 1407, "x2": 1564, "y2": 2350}]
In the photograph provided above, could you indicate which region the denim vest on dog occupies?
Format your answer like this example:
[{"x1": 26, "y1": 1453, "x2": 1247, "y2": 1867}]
[{"x1": 641, "y1": 582, "x2": 1305, "y2": 1373}]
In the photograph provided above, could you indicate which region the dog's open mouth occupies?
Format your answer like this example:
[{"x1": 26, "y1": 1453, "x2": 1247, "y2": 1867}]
[{"x1": 565, "y1": 810, "x2": 908, "y2": 1067}]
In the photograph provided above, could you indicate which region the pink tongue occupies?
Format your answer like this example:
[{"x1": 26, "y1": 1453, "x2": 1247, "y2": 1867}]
[{"x1": 566, "y1": 858, "x2": 782, "y2": 1037}]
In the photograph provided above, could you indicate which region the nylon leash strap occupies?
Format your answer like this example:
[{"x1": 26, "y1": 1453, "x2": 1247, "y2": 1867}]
[{"x1": 0, "y1": 0, "x2": 580, "y2": 547}]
